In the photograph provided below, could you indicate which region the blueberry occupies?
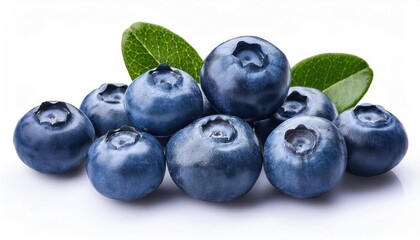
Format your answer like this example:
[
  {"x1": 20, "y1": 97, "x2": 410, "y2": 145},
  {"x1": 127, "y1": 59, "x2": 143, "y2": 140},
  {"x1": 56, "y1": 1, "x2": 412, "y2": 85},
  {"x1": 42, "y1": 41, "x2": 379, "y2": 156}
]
[
  {"x1": 264, "y1": 116, "x2": 347, "y2": 198},
  {"x1": 85, "y1": 126, "x2": 165, "y2": 201},
  {"x1": 198, "y1": 83, "x2": 218, "y2": 117},
  {"x1": 13, "y1": 101, "x2": 95, "y2": 174},
  {"x1": 124, "y1": 63, "x2": 203, "y2": 137},
  {"x1": 166, "y1": 114, "x2": 262, "y2": 202},
  {"x1": 333, "y1": 103, "x2": 408, "y2": 177},
  {"x1": 80, "y1": 83, "x2": 130, "y2": 137},
  {"x1": 200, "y1": 36, "x2": 290, "y2": 122},
  {"x1": 255, "y1": 86, "x2": 338, "y2": 144}
]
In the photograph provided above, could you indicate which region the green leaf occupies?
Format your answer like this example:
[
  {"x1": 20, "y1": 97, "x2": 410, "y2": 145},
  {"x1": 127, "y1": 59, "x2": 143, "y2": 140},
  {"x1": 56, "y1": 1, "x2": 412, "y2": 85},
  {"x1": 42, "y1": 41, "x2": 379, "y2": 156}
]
[
  {"x1": 122, "y1": 22, "x2": 203, "y2": 82},
  {"x1": 291, "y1": 53, "x2": 373, "y2": 113}
]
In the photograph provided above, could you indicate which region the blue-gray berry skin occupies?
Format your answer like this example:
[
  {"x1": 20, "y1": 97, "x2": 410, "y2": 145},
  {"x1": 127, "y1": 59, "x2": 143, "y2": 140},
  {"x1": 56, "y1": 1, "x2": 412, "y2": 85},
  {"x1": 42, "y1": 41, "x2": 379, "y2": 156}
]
[
  {"x1": 264, "y1": 116, "x2": 347, "y2": 199},
  {"x1": 85, "y1": 126, "x2": 165, "y2": 201},
  {"x1": 200, "y1": 36, "x2": 290, "y2": 122},
  {"x1": 124, "y1": 64, "x2": 203, "y2": 137},
  {"x1": 333, "y1": 103, "x2": 408, "y2": 177},
  {"x1": 80, "y1": 83, "x2": 130, "y2": 137},
  {"x1": 166, "y1": 114, "x2": 262, "y2": 203},
  {"x1": 198, "y1": 83, "x2": 218, "y2": 117},
  {"x1": 255, "y1": 86, "x2": 338, "y2": 144},
  {"x1": 13, "y1": 101, "x2": 95, "y2": 174}
]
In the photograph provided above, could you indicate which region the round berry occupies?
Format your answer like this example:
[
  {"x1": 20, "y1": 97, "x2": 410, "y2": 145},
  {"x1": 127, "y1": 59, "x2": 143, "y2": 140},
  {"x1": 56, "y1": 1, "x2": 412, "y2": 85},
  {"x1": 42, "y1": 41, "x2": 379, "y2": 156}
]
[
  {"x1": 85, "y1": 126, "x2": 165, "y2": 201},
  {"x1": 333, "y1": 103, "x2": 408, "y2": 177},
  {"x1": 13, "y1": 101, "x2": 95, "y2": 174},
  {"x1": 166, "y1": 115, "x2": 262, "y2": 202},
  {"x1": 264, "y1": 116, "x2": 347, "y2": 198},
  {"x1": 80, "y1": 83, "x2": 130, "y2": 137},
  {"x1": 200, "y1": 36, "x2": 291, "y2": 121},
  {"x1": 124, "y1": 63, "x2": 203, "y2": 137}
]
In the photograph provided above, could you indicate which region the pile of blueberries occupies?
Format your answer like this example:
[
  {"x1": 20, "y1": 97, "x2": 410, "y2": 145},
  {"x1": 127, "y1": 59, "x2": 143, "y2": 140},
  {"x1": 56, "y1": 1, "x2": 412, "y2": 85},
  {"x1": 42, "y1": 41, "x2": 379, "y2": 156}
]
[{"x1": 13, "y1": 36, "x2": 409, "y2": 202}]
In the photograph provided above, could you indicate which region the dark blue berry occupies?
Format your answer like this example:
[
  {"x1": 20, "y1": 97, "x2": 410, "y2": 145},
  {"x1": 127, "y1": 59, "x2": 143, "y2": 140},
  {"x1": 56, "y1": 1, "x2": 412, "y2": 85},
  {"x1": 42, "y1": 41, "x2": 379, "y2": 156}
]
[
  {"x1": 166, "y1": 114, "x2": 262, "y2": 202},
  {"x1": 201, "y1": 36, "x2": 290, "y2": 122},
  {"x1": 13, "y1": 101, "x2": 95, "y2": 174},
  {"x1": 264, "y1": 116, "x2": 347, "y2": 198},
  {"x1": 124, "y1": 63, "x2": 203, "y2": 137},
  {"x1": 80, "y1": 83, "x2": 130, "y2": 137},
  {"x1": 85, "y1": 126, "x2": 165, "y2": 201},
  {"x1": 333, "y1": 103, "x2": 408, "y2": 177}
]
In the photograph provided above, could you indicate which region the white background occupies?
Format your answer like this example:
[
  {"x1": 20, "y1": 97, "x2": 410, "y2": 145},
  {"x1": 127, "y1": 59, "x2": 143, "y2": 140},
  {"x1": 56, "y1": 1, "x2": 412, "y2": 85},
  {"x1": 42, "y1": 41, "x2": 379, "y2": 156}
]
[{"x1": 1, "y1": 0, "x2": 419, "y2": 239}]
